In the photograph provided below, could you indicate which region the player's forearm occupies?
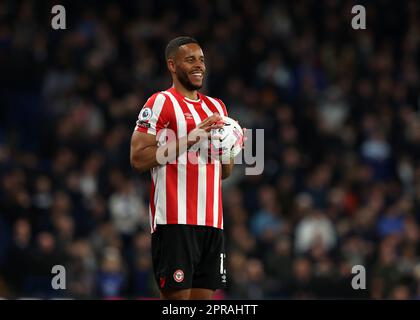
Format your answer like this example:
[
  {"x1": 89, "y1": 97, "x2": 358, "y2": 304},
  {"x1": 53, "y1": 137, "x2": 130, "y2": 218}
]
[
  {"x1": 131, "y1": 144, "x2": 159, "y2": 173},
  {"x1": 131, "y1": 135, "x2": 195, "y2": 173},
  {"x1": 221, "y1": 160, "x2": 234, "y2": 179}
]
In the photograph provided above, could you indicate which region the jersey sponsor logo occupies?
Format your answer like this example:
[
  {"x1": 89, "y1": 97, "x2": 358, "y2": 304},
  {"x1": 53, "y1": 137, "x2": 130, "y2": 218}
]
[
  {"x1": 173, "y1": 269, "x2": 184, "y2": 283},
  {"x1": 139, "y1": 107, "x2": 153, "y2": 121}
]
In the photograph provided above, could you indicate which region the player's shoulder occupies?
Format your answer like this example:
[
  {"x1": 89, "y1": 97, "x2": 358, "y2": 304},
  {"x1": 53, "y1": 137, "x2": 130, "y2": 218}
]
[
  {"x1": 143, "y1": 91, "x2": 174, "y2": 110},
  {"x1": 200, "y1": 93, "x2": 225, "y2": 107},
  {"x1": 200, "y1": 93, "x2": 224, "y2": 105},
  {"x1": 201, "y1": 93, "x2": 228, "y2": 115},
  {"x1": 145, "y1": 91, "x2": 166, "y2": 103}
]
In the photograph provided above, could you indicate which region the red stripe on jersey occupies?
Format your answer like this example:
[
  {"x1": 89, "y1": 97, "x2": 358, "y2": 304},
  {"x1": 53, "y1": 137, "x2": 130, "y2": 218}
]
[
  {"x1": 166, "y1": 163, "x2": 178, "y2": 224},
  {"x1": 217, "y1": 170, "x2": 223, "y2": 229},
  {"x1": 205, "y1": 164, "x2": 215, "y2": 226}
]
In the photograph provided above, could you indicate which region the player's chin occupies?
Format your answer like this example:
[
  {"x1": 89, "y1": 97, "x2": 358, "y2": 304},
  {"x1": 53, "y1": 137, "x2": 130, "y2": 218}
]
[
  {"x1": 195, "y1": 83, "x2": 203, "y2": 90},
  {"x1": 188, "y1": 77, "x2": 204, "y2": 89},
  {"x1": 190, "y1": 82, "x2": 203, "y2": 90}
]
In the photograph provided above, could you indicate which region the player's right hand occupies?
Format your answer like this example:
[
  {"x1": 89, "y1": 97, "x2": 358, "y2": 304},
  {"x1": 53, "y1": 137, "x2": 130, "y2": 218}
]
[
  {"x1": 197, "y1": 113, "x2": 224, "y2": 132},
  {"x1": 188, "y1": 113, "x2": 224, "y2": 147}
]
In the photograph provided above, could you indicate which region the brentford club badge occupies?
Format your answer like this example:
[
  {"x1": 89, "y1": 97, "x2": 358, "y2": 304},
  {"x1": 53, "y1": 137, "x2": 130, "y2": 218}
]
[{"x1": 173, "y1": 269, "x2": 184, "y2": 283}]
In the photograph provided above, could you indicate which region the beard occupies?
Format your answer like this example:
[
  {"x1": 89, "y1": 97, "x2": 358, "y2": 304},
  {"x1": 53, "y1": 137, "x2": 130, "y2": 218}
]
[{"x1": 176, "y1": 68, "x2": 203, "y2": 91}]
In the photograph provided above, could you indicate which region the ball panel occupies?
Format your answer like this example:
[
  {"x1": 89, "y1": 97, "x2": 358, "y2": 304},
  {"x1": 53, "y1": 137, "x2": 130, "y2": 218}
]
[{"x1": 209, "y1": 116, "x2": 243, "y2": 160}]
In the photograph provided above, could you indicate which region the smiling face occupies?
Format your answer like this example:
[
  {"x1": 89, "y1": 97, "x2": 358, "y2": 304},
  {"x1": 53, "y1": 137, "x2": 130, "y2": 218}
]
[{"x1": 168, "y1": 43, "x2": 206, "y2": 91}]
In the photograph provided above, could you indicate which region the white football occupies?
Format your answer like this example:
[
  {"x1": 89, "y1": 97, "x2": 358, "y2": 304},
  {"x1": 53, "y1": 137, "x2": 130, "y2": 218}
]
[{"x1": 210, "y1": 116, "x2": 244, "y2": 160}]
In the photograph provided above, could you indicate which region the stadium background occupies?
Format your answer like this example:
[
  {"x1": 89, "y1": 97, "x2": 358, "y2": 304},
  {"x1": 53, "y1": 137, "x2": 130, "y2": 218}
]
[{"x1": 1, "y1": 0, "x2": 420, "y2": 299}]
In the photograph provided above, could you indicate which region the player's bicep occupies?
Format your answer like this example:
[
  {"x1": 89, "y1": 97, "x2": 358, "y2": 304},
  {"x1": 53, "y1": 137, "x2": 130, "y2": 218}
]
[
  {"x1": 130, "y1": 131, "x2": 157, "y2": 169},
  {"x1": 131, "y1": 131, "x2": 157, "y2": 153}
]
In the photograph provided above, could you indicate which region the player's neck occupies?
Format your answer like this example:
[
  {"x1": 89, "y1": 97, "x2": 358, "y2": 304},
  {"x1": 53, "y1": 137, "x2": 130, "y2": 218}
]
[{"x1": 173, "y1": 82, "x2": 199, "y2": 101}]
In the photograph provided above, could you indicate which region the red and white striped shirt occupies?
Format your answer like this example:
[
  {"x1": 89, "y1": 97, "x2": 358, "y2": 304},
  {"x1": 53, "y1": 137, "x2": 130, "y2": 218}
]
[{"x1": 134, "y1": 87, "x2": 228, "y2": 233}]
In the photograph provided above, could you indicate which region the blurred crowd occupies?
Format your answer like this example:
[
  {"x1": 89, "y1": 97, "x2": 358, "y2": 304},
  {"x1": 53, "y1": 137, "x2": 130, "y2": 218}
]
[{"x1": 1, "y1": 0, "x2": 420, "y2": 299}]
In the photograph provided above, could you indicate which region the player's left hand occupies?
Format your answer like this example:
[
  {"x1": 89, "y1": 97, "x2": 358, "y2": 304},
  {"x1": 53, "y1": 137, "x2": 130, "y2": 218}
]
[
  {"x1": 242, "y1": 127, "x2": 247, "y2": 149},
  {"x1": 234, "y1": 120, "x2": 247, "y2": 149}
]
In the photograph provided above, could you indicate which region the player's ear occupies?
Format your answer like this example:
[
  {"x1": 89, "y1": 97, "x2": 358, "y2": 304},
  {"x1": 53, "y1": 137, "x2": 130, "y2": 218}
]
[{"x1": 167, "y1": 58, "x2": 176, "y2": 73}]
